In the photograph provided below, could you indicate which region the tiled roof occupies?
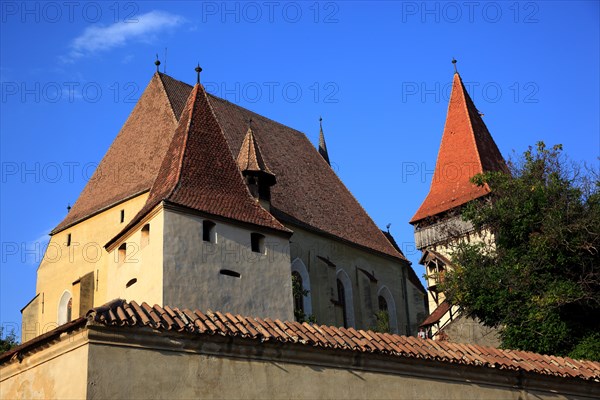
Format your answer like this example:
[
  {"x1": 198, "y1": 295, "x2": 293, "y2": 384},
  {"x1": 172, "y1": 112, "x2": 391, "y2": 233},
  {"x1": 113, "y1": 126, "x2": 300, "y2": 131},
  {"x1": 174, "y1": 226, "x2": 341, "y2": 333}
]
[
  {"x1": 420, "y1": 301, "x2": 452, "y2": 327},
  {"x1": 6, "y1": 299, "x2": 598, "y2": 382},
  {"x1": 53, "y1": 71, "x2": 405, "y2": 262},
  {"x1": 411, "y1": 73, "x2": 508, "y2": 224},
  {"x1": 206, "y1": 92, "x2": 406, "y2": 261},
  {"x1": 237, "y1": 126, "x2": 275, "y2": 177},
  {"x1": 110, "y1": 84, "x2": 289, "y2": 244},
  {"x1": 52, "y1": 73, "x2": 179, "y2": 233}
]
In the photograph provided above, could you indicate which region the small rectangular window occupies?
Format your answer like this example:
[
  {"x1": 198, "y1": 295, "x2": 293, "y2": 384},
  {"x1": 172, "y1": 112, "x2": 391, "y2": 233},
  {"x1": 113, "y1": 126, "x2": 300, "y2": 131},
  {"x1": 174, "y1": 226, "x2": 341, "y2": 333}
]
[
  {"x1": 203, "y1": 220, "x2": 216, "y2": 243},
  {"x1": 66, "y1": 233, "x2": 72, "y2": 247},
  {"x1": 251, "y1": 233, "x2": 265, "y2": 254},
  {"x1": 120, "y1": 210, "x2": 125, "y2": 223},
  {"x1": 141, "y1": 224, "x2": 150, "y2": 248}
]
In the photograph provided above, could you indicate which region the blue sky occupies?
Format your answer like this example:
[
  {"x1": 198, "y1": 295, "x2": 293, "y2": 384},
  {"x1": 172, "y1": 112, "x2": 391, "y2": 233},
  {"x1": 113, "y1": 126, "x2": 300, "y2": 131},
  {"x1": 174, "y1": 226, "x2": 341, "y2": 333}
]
[{"x1": 1, "y1": 1, "x2": 599, "y2": 336}]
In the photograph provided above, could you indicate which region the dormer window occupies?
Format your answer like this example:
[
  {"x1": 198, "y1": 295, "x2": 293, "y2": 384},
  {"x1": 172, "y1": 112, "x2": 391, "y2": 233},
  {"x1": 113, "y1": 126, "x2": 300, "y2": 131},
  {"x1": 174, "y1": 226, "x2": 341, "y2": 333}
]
[
  {"x1": 251, "y1": 233, "x2": 265, "y2": 253},
  {"x1": 203, "y1": 220, "x2": 216, "y2": 243}
]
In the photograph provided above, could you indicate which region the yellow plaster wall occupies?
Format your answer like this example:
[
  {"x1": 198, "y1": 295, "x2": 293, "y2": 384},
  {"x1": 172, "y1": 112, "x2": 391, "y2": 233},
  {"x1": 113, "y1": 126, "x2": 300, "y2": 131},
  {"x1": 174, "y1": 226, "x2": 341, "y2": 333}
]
[
  {"x1": 0, "y1": 331, "x2": 89, "y2": 399},
  {"x1": 105, "y1": 208, "x2": 164, "y2": 307},
  {"x1": 24, "y1": 193, "x2": 149, "y2": 339}
]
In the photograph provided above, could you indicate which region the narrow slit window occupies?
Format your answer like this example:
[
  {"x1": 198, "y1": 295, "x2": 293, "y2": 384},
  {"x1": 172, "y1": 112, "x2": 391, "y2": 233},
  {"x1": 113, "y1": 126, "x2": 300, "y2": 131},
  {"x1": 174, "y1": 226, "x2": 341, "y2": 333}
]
[
  {"x1": 219, "y1": 269, "x2": 241, "y2": 278},
  {"x1": 66, "y1": 233, "x2": 71, "y2": 247},
  {"x1": 120, "y1": 209, "x2": 125, "y2": 223},
  {"x1": 251, "y1": 233, "x2": 265, "y2": 254},
  {"x1": 203, "y1": 220, "x2": 216, "y2": 243},
  {"x1": 337, "y1": 278, "x2": 348, "y2": 328},
  {"x1": 126, "y1": 278, "x2": 137, "y2": 288},
  {"x1": 118, "y1": 243, "x2": 127, "y2": 264},
  {"x1": 141, "y1": 224, "x2": 150, "y2": 248}
]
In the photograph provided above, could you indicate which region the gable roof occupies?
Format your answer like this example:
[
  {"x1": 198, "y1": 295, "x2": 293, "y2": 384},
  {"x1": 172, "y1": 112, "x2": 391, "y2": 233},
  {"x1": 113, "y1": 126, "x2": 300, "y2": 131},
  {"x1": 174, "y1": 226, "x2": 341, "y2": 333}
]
[
  {"x1": 410, "y1": 73, "x2": 508, "y2": 224},
  {"x1": 53, "y1": 71, "x2": 405, "y2": 261},
  {"x1": 4, "y1": 299, "x2": 599, "y2": 382},
  {"x1": 52, "y1": 73, "x2": 179, "y2": 234},
  {"x1": 111, "y1": 83, "x2": 289, "y2": 242}
]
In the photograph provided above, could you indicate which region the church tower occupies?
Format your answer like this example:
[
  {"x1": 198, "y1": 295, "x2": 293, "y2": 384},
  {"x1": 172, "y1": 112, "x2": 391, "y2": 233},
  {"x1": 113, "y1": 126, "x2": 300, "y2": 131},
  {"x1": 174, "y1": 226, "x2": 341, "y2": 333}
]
[{"x1": 410, "y1": 64, "x2": 507, "y2": 343}]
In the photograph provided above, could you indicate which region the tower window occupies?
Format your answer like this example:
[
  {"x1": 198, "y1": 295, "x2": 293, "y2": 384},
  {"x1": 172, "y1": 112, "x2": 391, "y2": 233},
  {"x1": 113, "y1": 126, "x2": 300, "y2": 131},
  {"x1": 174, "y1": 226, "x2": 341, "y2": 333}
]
[
  {"x1": 66, "y1": 233, "x2": 71, "y2": 247},
  {"x1": 118, "y1": 243, "x2": 127, "y2": 264},
  {"x1": 203, "y1": 220, "x2": 216, "y2": 243},
  {"x1": 120, "y1": 209, "x2": 125, "y2": 223},
  {"x1": 251, "y1": 233, "x2": 265, "y2": 253},
  {"x1": 126, "y1": 278, "x2": 137, "y2": 288},
  {"x1": 141, "y1": 224, "x2": 150, "y2": 248}
]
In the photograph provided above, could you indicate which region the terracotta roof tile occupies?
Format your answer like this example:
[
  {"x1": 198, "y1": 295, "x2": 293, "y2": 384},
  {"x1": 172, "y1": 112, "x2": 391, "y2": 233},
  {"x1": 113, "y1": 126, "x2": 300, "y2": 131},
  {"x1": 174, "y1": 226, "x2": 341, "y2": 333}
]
[
  {"x1": 420, "y1": 301, "x2": 452, "y2": 327},
  {"x1": 53, "y1": 74, "x2": 180, "y2": 234},
  {"x1": 4, "y1": 299, "x2": 599, "y2": 382},
  {"x1": 411, "y1": 73, "x2": 508, "y2": 223}
]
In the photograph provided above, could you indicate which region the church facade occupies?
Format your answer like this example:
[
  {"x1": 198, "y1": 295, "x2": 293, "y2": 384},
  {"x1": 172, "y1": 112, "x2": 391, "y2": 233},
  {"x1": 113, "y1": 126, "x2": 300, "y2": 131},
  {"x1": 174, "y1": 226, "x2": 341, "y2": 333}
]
[{"x1": 20, "y1": 68, "x2": 427, "y2": 343}]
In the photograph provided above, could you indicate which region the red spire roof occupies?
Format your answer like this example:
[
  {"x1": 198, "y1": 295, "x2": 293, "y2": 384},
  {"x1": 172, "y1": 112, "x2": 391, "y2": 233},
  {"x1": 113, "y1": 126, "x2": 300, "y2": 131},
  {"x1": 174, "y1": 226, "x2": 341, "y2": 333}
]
[
  {"x1": 109, "y1": 84, "x2": 289, "y2": 246},
  {"x1": 410, "y1": 73, "x2": 508, "y2": 224}
]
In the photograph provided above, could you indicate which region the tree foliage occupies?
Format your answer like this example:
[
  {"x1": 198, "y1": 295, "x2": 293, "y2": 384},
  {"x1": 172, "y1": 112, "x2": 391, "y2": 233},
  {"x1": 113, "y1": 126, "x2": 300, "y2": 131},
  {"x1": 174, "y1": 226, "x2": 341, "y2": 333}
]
[
  {"x1": 0, "y1": 328, "x2": 19, "y2": 353},
  {"x1": 443, "y1": 142, "x2": 599, "y2": 360}
]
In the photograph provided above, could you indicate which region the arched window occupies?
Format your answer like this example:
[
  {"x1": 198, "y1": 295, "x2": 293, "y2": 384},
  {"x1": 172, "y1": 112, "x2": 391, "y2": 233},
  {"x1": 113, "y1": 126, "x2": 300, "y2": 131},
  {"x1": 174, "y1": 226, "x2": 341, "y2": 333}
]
[
  {"x1": 336, "y1": 269, "x2": 355, "y2": 328},
  {"x1": 378, "y1": 295, "x2": 388, "y2": 313},
  {"x1": 377, "y1": 286, "x2": 399, "y2": 333},
  {"x1": 292, "y1": 271, "x2": 304, "y2": 317},
  {"x1": 141, "y1": 224, "x2": 150, "y2": 248},
  {"x1": 291, "y1": 258, "x2": 312, "y2": 319},
  {"x1": 203, "y1": 220, "x2": 216, "y2": 243},
  {"x1": 58, "y1": 291, "x2": 73, "y2": 325}
]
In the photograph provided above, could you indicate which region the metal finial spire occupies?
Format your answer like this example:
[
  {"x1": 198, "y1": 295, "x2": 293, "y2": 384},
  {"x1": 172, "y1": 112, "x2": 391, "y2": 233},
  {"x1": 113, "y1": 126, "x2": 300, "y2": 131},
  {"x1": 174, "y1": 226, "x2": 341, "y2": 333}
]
[
  {"x1": 195, "y1": 63, "x2": 202, "y2": 84},
  {"x1": 155, "y1": 54, "x2": 161, "y2": 72},
  {"x1": 67, "y1": 203, "x2": 71, "y2": 213},
  {"x1": 452, "y1": 58, "x2": 458, "y2": 73}
]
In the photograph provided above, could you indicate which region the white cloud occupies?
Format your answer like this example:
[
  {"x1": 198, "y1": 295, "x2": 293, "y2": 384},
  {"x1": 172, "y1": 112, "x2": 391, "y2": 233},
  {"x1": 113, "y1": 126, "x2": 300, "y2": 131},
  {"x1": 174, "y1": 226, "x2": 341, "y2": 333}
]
[{"x1": 64, "y1": 10, "x2": 184, "y2": 62}]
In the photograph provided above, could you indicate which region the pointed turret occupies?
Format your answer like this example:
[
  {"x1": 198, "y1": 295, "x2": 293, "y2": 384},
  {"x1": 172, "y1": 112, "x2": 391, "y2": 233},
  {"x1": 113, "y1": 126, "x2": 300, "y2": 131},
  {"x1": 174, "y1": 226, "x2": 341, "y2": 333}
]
[
  {"x1": 318, "y1": 117, "x2": 331, "y2": 165},
  {"x1": 107, "y1": 82, "x2": 288, "y2": 248},
  {"x1": 237, "y1": 124, "x2": 276, "y2": 202},
  {"x1": 410, "y1": 71, "x2": 508, "y2": 224}
]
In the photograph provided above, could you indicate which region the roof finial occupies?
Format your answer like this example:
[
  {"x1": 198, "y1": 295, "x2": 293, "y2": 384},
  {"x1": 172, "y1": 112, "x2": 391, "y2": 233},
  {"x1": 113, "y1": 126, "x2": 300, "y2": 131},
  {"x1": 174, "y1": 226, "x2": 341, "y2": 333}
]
[
  {"x1": 452, "y1": 57, "x2": 458, "y2": 74},
  {"x1": 155, "y1": 54, "x2": 161, "y2": 73},
  {"x1": 67, "y1": 203, "x2": 71, "y2": 213},
  {"x1": 195, "y1": 63, "x2": 202, "y2": 84},
  {"x1": 247, "y1": 117, "x2": 253, "y2": 129}
]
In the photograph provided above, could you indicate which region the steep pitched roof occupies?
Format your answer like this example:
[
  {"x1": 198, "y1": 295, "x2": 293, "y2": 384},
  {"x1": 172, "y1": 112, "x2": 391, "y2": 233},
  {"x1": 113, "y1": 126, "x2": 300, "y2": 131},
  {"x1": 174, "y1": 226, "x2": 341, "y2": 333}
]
[
  {"x1": 52, "y1": 73, "x2": 179, "y2": 233},
  {"x1": 237, "y1": 126, "x2": 275, "y2": 177},
  {"x1": 111, "y1": 84, "x2": 288, "y2": 242},
  {"x1": 54, "y1": 71, "x2": 405, "y2": 261},
  {"x1": 410, "y1": 73, "x2": 508, "y2": 224},
  {"x1": 318, "y1": 117, "x2": 330, "y2": 165},
  {"x1": 420, "y1": 301, "x2": 452, "y2": 327},
  {"x1": 5, "y1": 299, "x2": 599, "y2": 382}
]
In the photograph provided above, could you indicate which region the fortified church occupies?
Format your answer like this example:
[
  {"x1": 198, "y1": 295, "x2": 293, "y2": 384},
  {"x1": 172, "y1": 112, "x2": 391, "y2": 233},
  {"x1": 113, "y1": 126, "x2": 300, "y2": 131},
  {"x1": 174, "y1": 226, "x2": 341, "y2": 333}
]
[{"x1": 2, "y1": 63, "x2": 598, "y2": 399}]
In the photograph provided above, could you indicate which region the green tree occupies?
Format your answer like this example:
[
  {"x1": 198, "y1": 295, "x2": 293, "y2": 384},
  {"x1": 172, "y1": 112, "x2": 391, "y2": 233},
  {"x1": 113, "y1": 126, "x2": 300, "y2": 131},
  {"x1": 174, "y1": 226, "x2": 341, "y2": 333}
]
[
  {"x1": 443, "y1": 142, "x2": 599, "y2": 360},
  {"x1": 0, "y1": 328, "x2": 19, "y2": 353}
]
